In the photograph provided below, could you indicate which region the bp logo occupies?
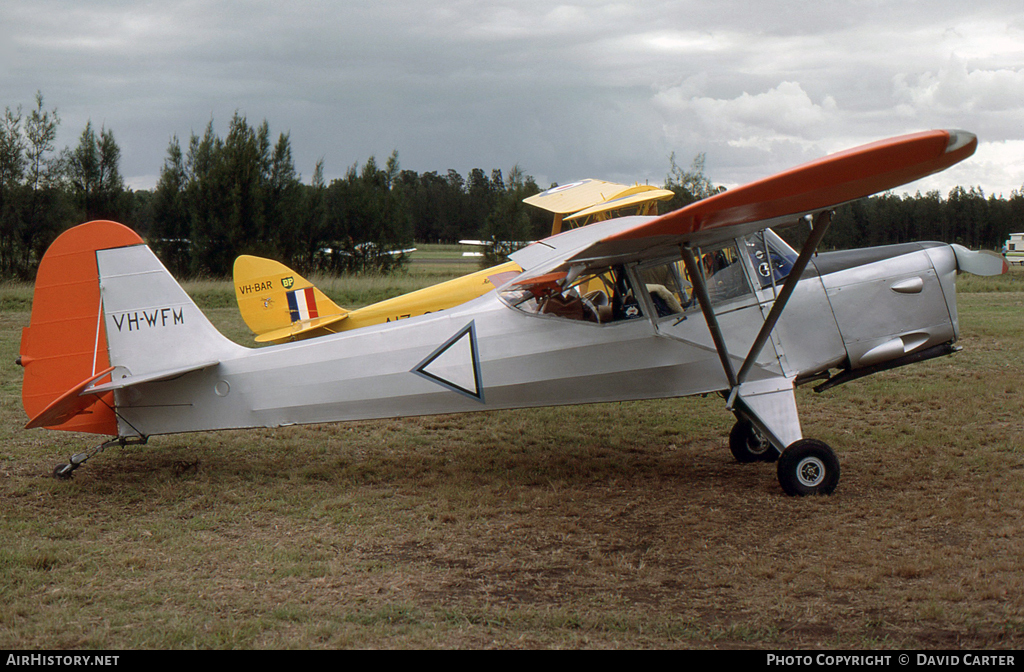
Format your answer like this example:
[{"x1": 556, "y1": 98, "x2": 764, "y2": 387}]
[{"x1": 281, "y1": 276, "x2": 294, "y2": 289}]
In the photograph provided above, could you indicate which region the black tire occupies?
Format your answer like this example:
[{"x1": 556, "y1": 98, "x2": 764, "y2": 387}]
[
  {"x1": 52, "y1": 463, "x2": 74, "y2": 480},
  {"x1": 777, "y1": 439, "x2": 840, "y2": 496},
  {"x1": 729, "y1": 421, "x2": 779, "y2": 463}
]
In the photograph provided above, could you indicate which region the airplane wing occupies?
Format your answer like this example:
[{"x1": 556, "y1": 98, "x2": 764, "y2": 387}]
[
  {"x1": 511, "y1": 129, "x2": 978, "y2": 273},
  {"x1": 523, "y1": 179, "x2": 629, "y2": 214},
  {"x1": 254, "y1": 314, "x2": 349, "y2": 344},
  {"x1": 525, "y1": 180, "x2": 676, "y2": 235},
  {"x1": 563, "y1": 185, "x2": 675, "y2": 223}
]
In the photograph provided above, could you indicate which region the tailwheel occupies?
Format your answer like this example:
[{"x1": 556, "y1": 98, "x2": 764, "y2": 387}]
[
  {"x1": 777, "y1": 439, "x2": 840, "y2": 496},
  {"x1": 729, "y1": 420, "x2": 780, "y2": 463},
  {"x1": 52, "y1": 451, "x2": 90, "y2": 480},
  {"x1": 49, "y1": 436, "x2": 148, "y2": 480}
]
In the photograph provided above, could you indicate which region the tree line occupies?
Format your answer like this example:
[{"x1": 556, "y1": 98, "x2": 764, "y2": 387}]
[
  {"x1": 138, "y1": 113, "x2": 564, "y2": 276},
  {"x1": 1, "y1": 93, "x2": 143, "y2": 278},
  {"x1": 822, "y1": 186, "x2": 1024, "y2": 252},
  {"x1": 2, "y1": 92, "x2": 1022, "y2": 280}
]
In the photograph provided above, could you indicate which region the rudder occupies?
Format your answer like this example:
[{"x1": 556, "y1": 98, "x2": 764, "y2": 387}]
[
  {"x1": 233, "y1": 255, "x2": 347, "y2": 343},
  {"x1": 20, "y1": 221, "x2": 144, "y2": 434}
]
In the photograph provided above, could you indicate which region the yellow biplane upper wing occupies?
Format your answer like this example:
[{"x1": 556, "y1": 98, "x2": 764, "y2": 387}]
[
  {"x1": 524, "y1": 180, "x2": 674, "y2": 234},
  {"x1": 564, "y1": 185, "x2": 675, "y2": 223},
  {"x1": 523, "y1": 179, "x2": 629, "y2": 215}
]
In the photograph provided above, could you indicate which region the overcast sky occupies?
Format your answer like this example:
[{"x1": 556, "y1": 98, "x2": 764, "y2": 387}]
[{"x1": 3, "y1": 0, "x2": 1023, "y2": 199}]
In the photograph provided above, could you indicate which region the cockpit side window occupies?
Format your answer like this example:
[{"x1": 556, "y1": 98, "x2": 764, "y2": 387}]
[
  {"x1": 692, "y1": 241, "x2": 753, "y2": 306},
  {"x1": 635, "y1": 243, "x2": 753, "y2": 317},
  {"x1": 501, "y1": 240, "x2": 757, "y2": 324},
  {"x1": 637, "y1": 260, "x2": 692, "y2": 318}
]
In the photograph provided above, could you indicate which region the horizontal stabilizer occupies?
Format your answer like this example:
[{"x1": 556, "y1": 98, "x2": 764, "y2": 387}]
[
  {"x1": 83, "y1": 360, "x2": 221, "y2": 395},
  {"x1": 25, "y1": 358, "x2": 218, "y2": 429},
  {"x1": 254, "y1": 314, "x2": 349, "y2": 344},
  {"x1": 25, "y1": 367, "x2": 115, "y2": 429}
]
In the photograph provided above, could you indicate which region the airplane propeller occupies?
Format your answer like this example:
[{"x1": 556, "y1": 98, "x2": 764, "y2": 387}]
[{"x1": 950, "y1": 244, "x2": 1009, "y2": 276}]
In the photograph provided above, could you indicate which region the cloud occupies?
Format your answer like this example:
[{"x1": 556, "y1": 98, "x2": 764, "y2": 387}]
[
  {"x1": 650, "y1": 81, "x2": 846, "y2": 186},
  {"x1": 894, "y1": 58, "x2": 1024, "y2": 116},
  {"x1": 949, "y1": 139, "x2": 1024, "y2": 196},
  {"x1": 659, "y1": 81, "x2": 838, "y2": 144},
  {"x1": 2, "y1": 1, "x2": 1022, "y2": 197}
]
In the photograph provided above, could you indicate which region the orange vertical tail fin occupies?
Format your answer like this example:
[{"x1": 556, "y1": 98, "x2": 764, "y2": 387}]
[{"x1": 20, "y1": 220, "x2": 144, "y2": 435}]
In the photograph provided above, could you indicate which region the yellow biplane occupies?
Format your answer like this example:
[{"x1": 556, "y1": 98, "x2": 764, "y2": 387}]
[
  {"x1": 233, "y1": 255, "x2": 521, "y2": 344},
  {"x1": 234, "y1": 179, "x2": 674, "y2": 344}
]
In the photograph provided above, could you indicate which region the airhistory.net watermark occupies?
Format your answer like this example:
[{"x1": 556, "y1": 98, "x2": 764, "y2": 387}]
[{"x1": 6, "y1": 655, "x2": 119, "y2": 667}]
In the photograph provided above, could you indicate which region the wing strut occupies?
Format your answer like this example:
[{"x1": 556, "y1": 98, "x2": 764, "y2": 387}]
[
  {"x1": 736, "y1": 209, "x2": 833, "y2": 385},
  {"x1": 680, "y1": 210, "x2": 834, "y2": 453},
  {"x1": 680, "y1": 209, "x2": 833, "y2": 393}
]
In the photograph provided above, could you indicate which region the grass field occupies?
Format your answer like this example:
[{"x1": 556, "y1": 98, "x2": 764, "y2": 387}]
[{"x1": 0, "y1": 255, "x2": 1022, "y2": 649}]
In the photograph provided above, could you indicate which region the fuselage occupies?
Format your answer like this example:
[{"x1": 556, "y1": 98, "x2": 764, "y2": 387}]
[{"x1": 107, "y1": 230, "x2": 962, "y2": 439}]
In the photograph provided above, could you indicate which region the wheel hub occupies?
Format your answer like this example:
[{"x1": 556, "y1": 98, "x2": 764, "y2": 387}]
[{"x1": 796, "y1": 457, "x2": 826, "y2": 487}]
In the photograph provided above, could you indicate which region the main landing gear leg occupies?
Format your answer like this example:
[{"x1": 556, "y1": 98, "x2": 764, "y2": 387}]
[
  {"x1": 729, "y1": 419, "x2": 778, "y2": 463},
  {"x1": 52, "y1": 436, "x2": 147, "y2": 480},
  {"x1": 727, "y1": 378, "x2": 839, "y2": 496}
]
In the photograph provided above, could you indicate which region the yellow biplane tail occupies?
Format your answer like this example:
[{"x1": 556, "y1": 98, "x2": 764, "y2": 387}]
[{"x1": 233, "y1": 255, "x2": 350, "y2": 344}]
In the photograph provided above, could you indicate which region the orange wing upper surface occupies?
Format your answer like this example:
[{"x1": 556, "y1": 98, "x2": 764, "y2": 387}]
[
  {"x1": 608, "y1": 130, "x2": 977, "y2": 243},
  {"x1": 20, "y1": 220, "x2": 144, "y2": 435}
]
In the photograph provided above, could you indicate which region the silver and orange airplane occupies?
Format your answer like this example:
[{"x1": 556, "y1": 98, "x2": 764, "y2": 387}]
[{"x1": 19, "y1": 129, "x2": 1006, "y2": 495}]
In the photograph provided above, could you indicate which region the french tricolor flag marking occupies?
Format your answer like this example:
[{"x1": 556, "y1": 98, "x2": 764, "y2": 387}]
[{"x1": 286, "y1": 287, "x2": 319, "y2": 322}]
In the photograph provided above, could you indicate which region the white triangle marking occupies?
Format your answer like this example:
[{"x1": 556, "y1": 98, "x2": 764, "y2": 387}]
[{"x1": 413, "y1": 322, "x2": 484, "y2": 402}]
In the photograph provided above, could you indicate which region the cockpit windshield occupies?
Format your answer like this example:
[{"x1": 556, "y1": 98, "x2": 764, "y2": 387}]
[{"x1": 743, "y1": 229, "x2": 798, "y2": 289}]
